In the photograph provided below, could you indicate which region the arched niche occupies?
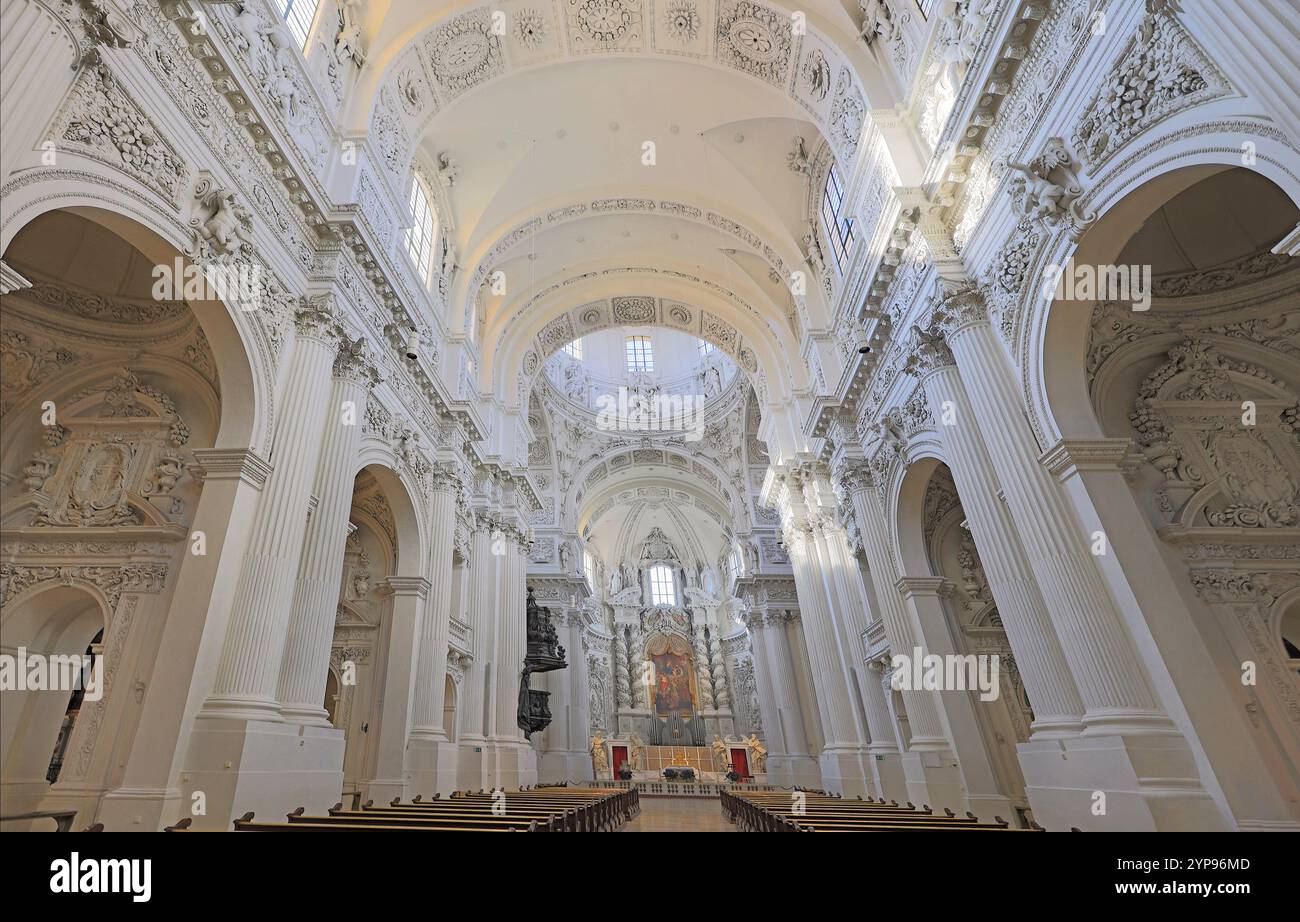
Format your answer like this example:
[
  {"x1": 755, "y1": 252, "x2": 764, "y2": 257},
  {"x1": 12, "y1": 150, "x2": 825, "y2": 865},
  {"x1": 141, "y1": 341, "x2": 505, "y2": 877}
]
[
  {"x1": 1030, "y1": 137, "x2": 1300, "y2": 448},
  {"x1": 1, "y1": 203, "x2": 265, "y2": 453},
  {"x1": 0, "y1": 583, "x2": 108, "y2": 809}
]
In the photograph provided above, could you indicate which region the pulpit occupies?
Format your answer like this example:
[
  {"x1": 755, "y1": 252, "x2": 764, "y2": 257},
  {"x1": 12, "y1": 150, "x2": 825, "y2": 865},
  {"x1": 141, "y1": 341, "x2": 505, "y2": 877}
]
[{"x1": 517, "y1": 587, "x2": 567, "y2": 738}]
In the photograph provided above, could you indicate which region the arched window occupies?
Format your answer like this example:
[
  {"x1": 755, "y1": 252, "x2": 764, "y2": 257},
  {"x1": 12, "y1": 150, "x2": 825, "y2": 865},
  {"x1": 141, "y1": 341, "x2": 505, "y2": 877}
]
[
  {"x1": 626, "y1": 335, "x2": 654, "y2": 372},
  {"x1": 820, "y1": 162, "x2": 855, "y2": 273},
  {"x1": 404, "y1": 175, "x2": 437, "y2": 287},
  {"x1": 564, "y1": 338, "x2": 584, "y2": 360},
  {"x1": 274, "y1": 0, "x2": 319, "y2": 50},
  {"x1": 649, "y1": 565, "x2": 676, "y2": 606},
  {"x1": 584, "y1": 551, "x2": 596, "y2": 590}
]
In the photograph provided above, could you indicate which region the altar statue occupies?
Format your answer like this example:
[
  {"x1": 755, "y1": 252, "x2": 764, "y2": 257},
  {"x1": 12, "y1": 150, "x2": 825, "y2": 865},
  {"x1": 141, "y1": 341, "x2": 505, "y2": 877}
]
[
  {"x1": 746, "y1": 733, "x2": 768, "y2": 773},
  {"x1": 591, "y1": 731, "x2": 609, "y2": 772},
  {"x1": 712, "y1": 735, "x2": 730, "y2": 771}
]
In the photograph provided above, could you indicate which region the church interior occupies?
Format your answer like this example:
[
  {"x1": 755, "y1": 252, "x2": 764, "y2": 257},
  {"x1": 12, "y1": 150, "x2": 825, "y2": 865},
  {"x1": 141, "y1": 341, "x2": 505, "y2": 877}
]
[{"x1": 0, "y1": 0, "x2": 1298, "y2": 837}]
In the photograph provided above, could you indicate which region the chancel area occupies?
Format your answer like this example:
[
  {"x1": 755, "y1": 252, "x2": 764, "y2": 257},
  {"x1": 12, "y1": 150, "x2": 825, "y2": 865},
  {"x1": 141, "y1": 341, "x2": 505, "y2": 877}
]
[{"x1": 1, "y1": 0, "x2": 1298, "y2": 835}]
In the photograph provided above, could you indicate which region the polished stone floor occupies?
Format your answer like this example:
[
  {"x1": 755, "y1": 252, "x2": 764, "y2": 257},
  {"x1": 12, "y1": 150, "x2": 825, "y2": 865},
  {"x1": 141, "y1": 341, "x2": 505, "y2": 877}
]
[{"x1": 620, "y1": 797, "x2": 736, "y2": 832}]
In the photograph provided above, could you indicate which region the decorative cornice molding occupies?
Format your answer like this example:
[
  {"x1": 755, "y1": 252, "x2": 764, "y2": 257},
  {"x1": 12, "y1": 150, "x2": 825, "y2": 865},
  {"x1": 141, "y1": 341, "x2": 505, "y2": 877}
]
[{"x1": 190, "y1": 448, "x2": 272, "y2": 488}]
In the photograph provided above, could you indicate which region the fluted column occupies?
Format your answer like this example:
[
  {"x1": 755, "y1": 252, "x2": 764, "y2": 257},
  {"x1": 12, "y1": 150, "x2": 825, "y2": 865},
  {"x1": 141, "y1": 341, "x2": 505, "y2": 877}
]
[
  {"x1": 278, "y1": 337, "x2": 379, "y2": 723},
  {"x1": 934, "y1": 289, "x2": 1166, "y2": 731},
  {"x1": 785, "y1": 523, "x2": 860, "y2": 749},
  {"x1": 742, "y1": 614, "x2": 787, "y2": 756},
  {"x1": 493, "y1": 522, "x2": 529, "y2": 744},
  {"x1": 814, "y1": 516, "x2": 878, "y2": 741},
  {"x1": 839, "y1": 466, "x2": 950, "y2": 748},
  {"x1": 362, "y1": 576, "x2": 429, "y2": 803},
  {"x1": 203, "y1": 298, "x2": 341, "y2": 719},
  {"x1": 459, "y1": 517, "x2": 494, "y2": 744},
  {"x1": 903, "y1": 333, "x2": 1086, "y2": 735},
  {"x1": 410, "y1": 467, "x2": 460, "y2": 738},
  {"x1": 772, "y1": 466, "x2": 873, "y2": 796},
  {"x1": 861, "y1": 657, "x2": 901, "y2": 756}
]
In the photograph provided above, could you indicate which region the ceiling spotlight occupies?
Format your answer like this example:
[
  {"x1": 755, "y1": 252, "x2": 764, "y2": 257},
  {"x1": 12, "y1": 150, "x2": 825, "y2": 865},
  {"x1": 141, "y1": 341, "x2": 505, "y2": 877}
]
[
  {"x1": 404, "y1": 328, "x2": 421, "y2": 360},
  {"x1": 853, "y1": 325, "x2": 872, "y2": 355}
]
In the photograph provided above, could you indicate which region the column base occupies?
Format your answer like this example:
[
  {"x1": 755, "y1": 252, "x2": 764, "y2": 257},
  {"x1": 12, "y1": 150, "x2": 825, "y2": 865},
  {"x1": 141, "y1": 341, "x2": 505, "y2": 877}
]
[
  {"x1": 1018, "y1": 733, "x2": 1228, "y2": 831},
  {"x1": 901, "y1": 749, "x2": 966, "y2": 814},
  {"x1": 487, "y1": 739, "x2": 538, "y2": 790},
  {"x1": 817, "y1": 747, "x2": 871, "y2": 798},
  {"x1": 537, "y1": 748, "x2": 595, "y2": 785},
  {"x1": 766, "y1": 753, "x2": 822, "y2": 789},
  {"x1": 359, "y1": 778, "x2": 405, "y2": 807},
  {"x1": 455, "y1": 736, "x2": 491, "y2": 792},
  {"x1": 866, "y1": 748, "x2": 909, "y2": 803},
  {"x1": 94, "y1": 786, "x2": 184, "y2": 831},
  {"x1": 404, "y1": 733, "x2": 460, "y2": 799},
  {"x1": 277, "y1": 704, "x2": 333, "y2": 728},
  {"x1": 181, "y1": 716, "x2": 345, "y2": 830}
]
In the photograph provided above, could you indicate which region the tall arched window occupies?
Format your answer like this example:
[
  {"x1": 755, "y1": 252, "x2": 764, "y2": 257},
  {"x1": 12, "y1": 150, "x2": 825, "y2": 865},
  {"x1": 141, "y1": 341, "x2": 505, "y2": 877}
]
[
  {"x1": 274, "y1": 0, "x2": 319, "y2": 50},
  {"x1": 404, "y1": 175, "x2": 437, "y2": 287},
  {"x1": 820, "y1": 162, "x2": 855, "y2": 273},
  {"x1": 649, "y1": 565, "x2": 676, "y2": 606}
]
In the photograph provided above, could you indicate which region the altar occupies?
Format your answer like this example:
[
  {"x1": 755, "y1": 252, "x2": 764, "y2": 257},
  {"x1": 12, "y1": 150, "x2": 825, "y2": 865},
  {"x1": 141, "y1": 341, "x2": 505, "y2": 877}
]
[{"x1": 643, "y1": 745, "x2": 712, "y2": 776}]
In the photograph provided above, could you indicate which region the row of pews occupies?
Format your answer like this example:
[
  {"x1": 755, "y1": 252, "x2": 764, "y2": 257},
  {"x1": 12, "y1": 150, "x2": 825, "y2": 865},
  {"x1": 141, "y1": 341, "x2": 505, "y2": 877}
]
[
  {"x1": 721, "y1": 789, "x2": 1044, "y2": 832},
  {"x1": 210, "y1": 787, "x2": 639, "y2": 832}
]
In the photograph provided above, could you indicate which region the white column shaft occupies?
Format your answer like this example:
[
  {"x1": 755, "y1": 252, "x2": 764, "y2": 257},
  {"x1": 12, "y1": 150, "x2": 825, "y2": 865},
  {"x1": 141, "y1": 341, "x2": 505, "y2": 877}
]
[
  {"x1": 207, "y1": 328, "x2": 336, "y2": 715},
  {"x1": 920, "y1": 363, "x2": 1086, "y2": 732},
  {"x1": 278, "y1": 371, "x2": 369, "y2": 721},
  {"x1": 411, "y1": 482, "x2": 457, "y2": 736},
  {"x1": 947, "y1": 318, "x2": 1163, "y2": 724},
  {"x1": 848, "y1": 484, "x2": 950, "y2": 747}
]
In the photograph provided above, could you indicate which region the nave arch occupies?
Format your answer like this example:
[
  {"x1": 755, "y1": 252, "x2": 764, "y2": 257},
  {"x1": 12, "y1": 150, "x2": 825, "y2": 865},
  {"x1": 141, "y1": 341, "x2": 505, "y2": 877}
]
[
  {"x1": 0, "y1": 203, "x2": 263, "y2": 822},
  {"x1": 1013, "y1": 140, "x2": 1300, "y2": 826}
]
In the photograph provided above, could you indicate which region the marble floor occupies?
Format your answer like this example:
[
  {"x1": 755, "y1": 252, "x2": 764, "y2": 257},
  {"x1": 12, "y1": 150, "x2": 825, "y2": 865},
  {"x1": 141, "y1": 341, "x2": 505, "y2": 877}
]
[{"x1": 621, "y1": 797, "x2": 736, "y2": 832}]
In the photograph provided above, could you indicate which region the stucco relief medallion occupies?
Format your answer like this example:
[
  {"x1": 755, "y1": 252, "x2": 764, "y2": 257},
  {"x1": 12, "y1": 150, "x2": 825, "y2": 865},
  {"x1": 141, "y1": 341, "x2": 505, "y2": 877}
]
[
  {"x1": 443, "y1": 31, "x2": 492, "y2": 76},
  {"x1": 729, "y1": 19, "x2": 780, "y2": 63},
  {"x1": 664, "y1": 1, "x2": 702, "y2": 45},
  {"x1": 572, "y1": 0, "x2": 642, "y2": 45},
  {"x1": 68, "y1": 443, "x2": 133, "y2": 526}
]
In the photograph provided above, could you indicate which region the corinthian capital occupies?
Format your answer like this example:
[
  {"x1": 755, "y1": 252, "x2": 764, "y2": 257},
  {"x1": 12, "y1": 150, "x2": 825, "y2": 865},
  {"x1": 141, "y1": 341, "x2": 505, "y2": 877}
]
[
  {"x1": 833, "y1": 458, "x2": 875, "y2": 496},
  {"x1": 333, "y1": 334, "x2": 381, "y2": 390},
  {"x1": 295, "y1": 294, "x2": 341, "y2": 343},
  {"x1": 902, "y1": 324, "x2": 956, "y2": 378},
  {"x1": 931, "y1": 282, "x2": 991, "y2": 337},
  {"x1": 428, "y1": 461, "x2": 463, "y2": 495}
]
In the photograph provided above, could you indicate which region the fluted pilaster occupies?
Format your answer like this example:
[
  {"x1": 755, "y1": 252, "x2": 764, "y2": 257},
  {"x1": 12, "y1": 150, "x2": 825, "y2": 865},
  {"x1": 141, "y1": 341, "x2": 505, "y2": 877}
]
[
  {"x1": 935, "y1": 289, "x2": 1165, "y2": 729},
  {"x1": 278, "y1": 336, "x2": 379, "y2": 723},
  {"x1": 459, "y1": 518, "x2": 495, "y2": 741},
  {"x1": 410, "y1": 467, "x2": 461, "y2": 737},
  {"x1": 837, "y1": 463, "x2": 950, "y2": 748},
  {"x1": 493, "y1": 522, "x2": 530, "y2": 742},
  {"x1": 907, "y1": 332, "x2": 1086, "y2": 735},
  {"x1": 204, "y1": 299, "x2": 341, "y2": 717}
]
